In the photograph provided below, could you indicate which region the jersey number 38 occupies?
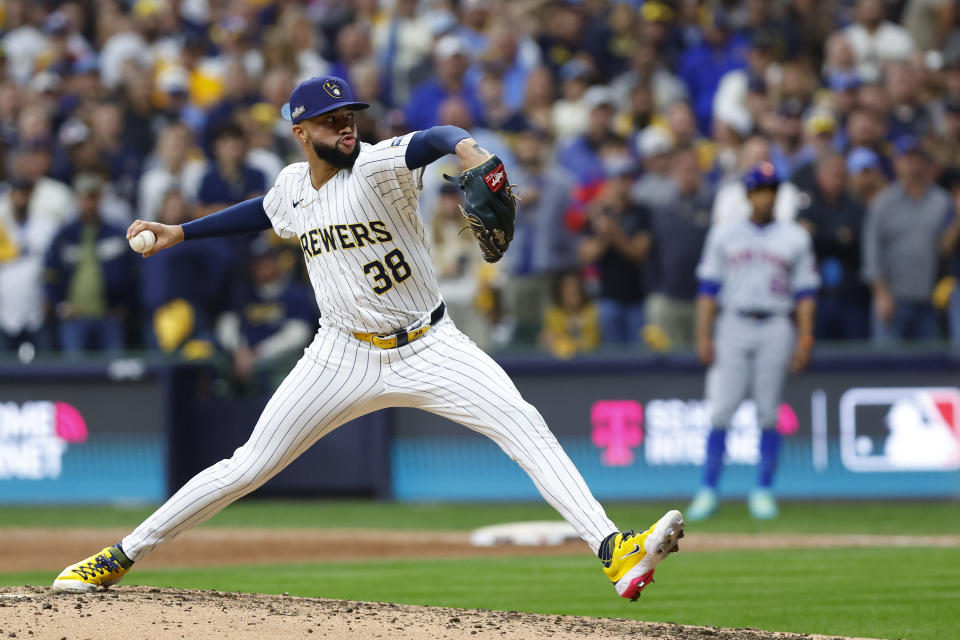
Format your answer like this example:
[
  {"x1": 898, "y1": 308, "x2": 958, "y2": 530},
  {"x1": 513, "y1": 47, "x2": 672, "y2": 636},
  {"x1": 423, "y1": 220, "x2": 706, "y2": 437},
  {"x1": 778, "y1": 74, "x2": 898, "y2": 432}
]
[{"x1": 363, "y1": 249, "x2": 412, "y2": 294}]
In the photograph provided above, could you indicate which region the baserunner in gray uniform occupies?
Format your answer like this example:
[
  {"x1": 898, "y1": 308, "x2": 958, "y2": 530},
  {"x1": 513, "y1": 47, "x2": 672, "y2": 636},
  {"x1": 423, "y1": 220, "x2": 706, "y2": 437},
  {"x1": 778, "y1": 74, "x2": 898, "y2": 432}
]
[{"x1": 688, "y1": 162, "x2": 819, "y2": 520}]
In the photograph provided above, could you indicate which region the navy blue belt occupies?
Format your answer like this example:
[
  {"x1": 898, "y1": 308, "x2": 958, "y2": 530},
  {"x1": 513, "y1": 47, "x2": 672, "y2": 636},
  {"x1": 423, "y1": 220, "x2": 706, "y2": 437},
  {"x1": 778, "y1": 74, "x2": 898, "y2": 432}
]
[{"x1": 736, "y1": 309, "x2": 778, "y2": 320}]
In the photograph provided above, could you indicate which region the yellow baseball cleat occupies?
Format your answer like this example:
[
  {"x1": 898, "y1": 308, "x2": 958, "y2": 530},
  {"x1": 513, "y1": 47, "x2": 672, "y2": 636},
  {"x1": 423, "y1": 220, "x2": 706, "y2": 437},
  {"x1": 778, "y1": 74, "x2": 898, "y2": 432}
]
[
  {"x1": 51, "y1": 545, "x2": 133, "y2": 593},
  {"x1": 599, "y1": 509, "x2": 684, "y2": 601}
]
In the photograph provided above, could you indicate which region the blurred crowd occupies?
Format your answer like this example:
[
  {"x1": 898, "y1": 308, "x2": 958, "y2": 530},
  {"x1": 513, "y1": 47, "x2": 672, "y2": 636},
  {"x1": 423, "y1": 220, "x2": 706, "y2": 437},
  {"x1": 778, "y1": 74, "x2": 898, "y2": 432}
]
[{"x1": 2, "y1": 0, "x2": 960, "y2": 370}]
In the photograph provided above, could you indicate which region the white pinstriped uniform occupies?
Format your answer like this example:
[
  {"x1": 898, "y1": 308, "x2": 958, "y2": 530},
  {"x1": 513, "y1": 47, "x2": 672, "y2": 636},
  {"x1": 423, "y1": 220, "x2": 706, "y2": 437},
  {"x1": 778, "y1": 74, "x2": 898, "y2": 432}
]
[{"x1": 121, "y1": 133, "x2": 617, "y2": 560}]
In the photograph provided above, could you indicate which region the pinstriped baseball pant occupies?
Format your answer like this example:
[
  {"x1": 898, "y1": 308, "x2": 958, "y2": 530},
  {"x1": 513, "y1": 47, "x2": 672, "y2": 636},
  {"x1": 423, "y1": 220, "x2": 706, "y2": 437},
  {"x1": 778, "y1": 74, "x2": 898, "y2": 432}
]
[{"x1": 122, "y1": 317, "x2": 618, "y2": 561}]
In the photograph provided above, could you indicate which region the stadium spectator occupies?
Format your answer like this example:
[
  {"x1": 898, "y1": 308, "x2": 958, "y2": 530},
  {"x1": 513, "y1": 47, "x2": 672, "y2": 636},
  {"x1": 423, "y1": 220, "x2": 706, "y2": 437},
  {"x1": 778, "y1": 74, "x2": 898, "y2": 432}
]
[
  {"x1": 521, "y1": 64, "x2": 557, "y2": 134},
  {"x1": 44, "y1": 173, "x2": 136, "y2": 355},
  {"x1": 795, "y1": 153, "x2": 871, "y2": 340},
  {"x1": 578, "y1": 162, "x2": 651, "y2": 345},
  {"x1": 141, "y1": 190, "x2": 232, "y2": 355},
  {"x1": 823, "y1": 31, "x2": 859, "y2": 81},
  {"x1": 610, "y1": 40, "x2": 688, "y2": 116},
  {"x1": 120, "y1": 70, "x2": 159, "y2": 157},
  {"x1": 789, "y1": 109, "x2": 841, "y2": 192},
  {"x1": 455, "y1": 0, "x2": 494, "y2": 53},
  {"x1": 470, "y1": 26, "x2": 541, "y2": 114},
  {"x1": 614, "y1": 82, "x2": 656, "y2": 151},
  {"x1": 501, "y1": 126, "x2": 577, "y2": 338},
  {"x1": 267, "y1": 5, "x2": 331, "y2": 85},
  {"x1": 405, "y1": 35, "x2": 483, "y2": 131},
  {"x1": 535, "y1": 3, "x2": 586, "y2": 77},
  {"x1": 840, "y1": 107, "x2": 891, "y2": 172},
  {"x1": 638, "y1": 1, "x2": 685, "y2": 69},
  {"x1": 884, "y1": 60, "x2": 934, "y2": 139},
  {"x1": 930, "y1": 98, "x2": 960, "y2": 169},
  {"x1": 678, "y1": 8, "x2": 749, "y2": 133},
  {"x1": 847, "y1": 147, "x2": 889, "y2": 205},
  {"x1": 581, "y1": 1, "x2": 635, "y2": 81},
  {"x1": 769, "y1": 98, "x2": 809, "y2": 180},
  {"x1": 539, "y1": 269, "x2": 600, "y2": 359},
  {"x1": 329, "y1": 21, "x2": 373, "y2": 85},
  {"x1": 474, "y1": 70, "x2": 515, "y2": 132},
  {"x1": 844, "y1": 0, "x2": 916, "y2": 82},
  {"x1": 0, "y1": 176, "x2": 57, "y2": 352},
  {"x1": 373, "y1": 0, "x2": 432, "y2": 107},
  {"x1": 665, "y1": 102, "x2": 711, "y2": 169},
  {"x1": 738, "y1": 0, "x2": 798, "y2": 57},
  {"x1": 216, "y1": 236, "x2": 316, "y2": 391},
  {"x1": 242, "y1": 103, "x2": 286, "y2": 187},
  {"x1": 202, "y1": 58, "x2": 261, "y2": 149},
  {"x1": 711, "y1": 102, "x2": 754, "y2": 182},
  {"x1": 97, "y1": 4, "x2": 152, "y2": 91},
  {"x1": 196, "y1": 122, "x2": 266, "y2": 217},
  {"x1": 88, "y1": 100, "x2": 142, "y2": 208},
  {"x1": 138, "y1": 123, "x2": 206, "y2": 222},
  {"x1": 558, "y1": 86, "x2": 619, "y2": 186},
  {"x1": 6, "y1": 142, "x2": 75, "y2": 227},
  {"x1": 863, "y1": 136, "x2": 951, "y2": 343},
  {"x1": 824, "y1": 71, "x2": 862, "y2": 128},
  {"x1": 902, "y1": 0, "x2": 954, "y2": 52},
  {"x1": 551, "y1": 58, "x2": 594, "y2": 141},
  {"x1": 712, "y1": 30, "x2": 780, "y2": 133},
  {"x1": 646, "y1": 146, "x2": 713, "y2": 349},
  {"x1": 631, "y1": 126, "x2": 675, "y2": 211}
]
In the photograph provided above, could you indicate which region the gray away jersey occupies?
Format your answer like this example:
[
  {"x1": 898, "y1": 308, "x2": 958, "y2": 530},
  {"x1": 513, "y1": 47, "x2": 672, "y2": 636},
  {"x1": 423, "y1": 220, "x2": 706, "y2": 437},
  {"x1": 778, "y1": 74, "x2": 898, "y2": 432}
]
[
  {"x1": 263, "y1": 132, "x2": 442, "y2": 334},
  {"x1": 696, "y1": 220, "x2": 820, "y2": 314}
]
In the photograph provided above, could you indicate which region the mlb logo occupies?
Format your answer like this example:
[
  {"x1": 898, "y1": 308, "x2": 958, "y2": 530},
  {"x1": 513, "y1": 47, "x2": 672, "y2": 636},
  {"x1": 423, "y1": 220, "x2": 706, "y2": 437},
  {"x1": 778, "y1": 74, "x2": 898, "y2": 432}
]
[{"x1": 839, "y1": 387, "x2": 960, "y2": 471}]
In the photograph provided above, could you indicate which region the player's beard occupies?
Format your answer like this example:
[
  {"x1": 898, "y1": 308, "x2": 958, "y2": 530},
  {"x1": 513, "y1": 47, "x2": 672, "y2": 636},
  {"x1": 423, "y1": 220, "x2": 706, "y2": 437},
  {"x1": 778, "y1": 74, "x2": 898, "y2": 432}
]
[{"x1": 310, "y1": 133, "x2": 360, "y2": 169}]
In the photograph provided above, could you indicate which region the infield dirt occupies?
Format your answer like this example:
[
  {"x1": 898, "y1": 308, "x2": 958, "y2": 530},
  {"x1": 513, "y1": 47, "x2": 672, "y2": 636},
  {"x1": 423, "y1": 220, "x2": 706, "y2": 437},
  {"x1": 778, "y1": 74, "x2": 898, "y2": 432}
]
[
  {"x1": 0, "y1": 585, "x2": 882, "y2": 640},
  {"x1": 0, "y1": 528, "x2": 940, "y2": 639}
]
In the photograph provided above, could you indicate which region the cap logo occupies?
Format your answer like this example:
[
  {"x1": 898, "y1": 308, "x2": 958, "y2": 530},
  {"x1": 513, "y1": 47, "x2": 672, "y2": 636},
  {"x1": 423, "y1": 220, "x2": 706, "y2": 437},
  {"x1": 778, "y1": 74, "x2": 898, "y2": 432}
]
[
  {"x1": 291, "y1": 105, "x2": 305, "y2": 119},
  {"x1": 323, "y1": 80, "x2": 343, "y2": 99}
]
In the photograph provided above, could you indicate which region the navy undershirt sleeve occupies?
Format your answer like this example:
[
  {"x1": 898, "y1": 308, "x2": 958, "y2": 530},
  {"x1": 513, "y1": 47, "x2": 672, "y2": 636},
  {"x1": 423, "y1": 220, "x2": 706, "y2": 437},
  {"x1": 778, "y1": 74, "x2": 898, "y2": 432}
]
[
  {"x1": 180, "y1": 196, "x2": 273, "y2": 240},
  {"x1": 405, "y1": 125, "x2": 471, "y2": 169}
]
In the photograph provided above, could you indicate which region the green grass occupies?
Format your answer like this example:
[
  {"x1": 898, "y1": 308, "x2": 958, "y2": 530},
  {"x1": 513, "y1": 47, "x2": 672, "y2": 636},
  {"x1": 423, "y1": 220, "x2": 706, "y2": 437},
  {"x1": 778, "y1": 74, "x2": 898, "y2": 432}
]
[
  {"x1": 6, "y1": 548, "x2": 959, "y2": 639},
  {"x1": 4, "y1": 501, "x2": 958, "y2": 638},
  {"x1": 2, "y1": 499, "x2": 958, "y2": 534}
]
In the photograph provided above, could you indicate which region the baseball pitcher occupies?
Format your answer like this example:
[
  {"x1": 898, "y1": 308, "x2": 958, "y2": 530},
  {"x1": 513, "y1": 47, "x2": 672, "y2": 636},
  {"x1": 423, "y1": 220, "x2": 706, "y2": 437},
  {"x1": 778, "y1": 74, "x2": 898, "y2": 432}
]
[{"x1": 52, "y1": 76, "x2": 683, "y2": 602}]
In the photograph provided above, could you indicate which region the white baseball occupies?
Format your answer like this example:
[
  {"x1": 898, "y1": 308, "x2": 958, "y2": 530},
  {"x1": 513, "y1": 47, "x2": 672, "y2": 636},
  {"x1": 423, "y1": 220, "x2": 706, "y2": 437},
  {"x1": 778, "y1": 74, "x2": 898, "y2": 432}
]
[{"x1": 129, "y1": 229, "x2": 156, "y2": 253}]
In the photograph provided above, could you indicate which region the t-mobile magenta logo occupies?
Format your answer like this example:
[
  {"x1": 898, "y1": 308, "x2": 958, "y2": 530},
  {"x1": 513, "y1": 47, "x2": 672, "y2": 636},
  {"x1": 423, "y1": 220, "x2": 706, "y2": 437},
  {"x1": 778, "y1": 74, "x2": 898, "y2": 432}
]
[
  {"x1": 0, "y1": 401, "x2": 87, "y2": 479},
  {"x1": 591, "y1": 401, "x2": 643, "y2": 466}
]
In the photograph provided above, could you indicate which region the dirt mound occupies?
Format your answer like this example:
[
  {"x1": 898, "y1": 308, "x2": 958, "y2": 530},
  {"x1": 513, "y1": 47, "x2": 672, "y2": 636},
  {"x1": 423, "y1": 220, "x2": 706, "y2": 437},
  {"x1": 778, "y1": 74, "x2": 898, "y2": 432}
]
[{"x1": 0, "y1": 585, "x2": 879, "y2": 640}]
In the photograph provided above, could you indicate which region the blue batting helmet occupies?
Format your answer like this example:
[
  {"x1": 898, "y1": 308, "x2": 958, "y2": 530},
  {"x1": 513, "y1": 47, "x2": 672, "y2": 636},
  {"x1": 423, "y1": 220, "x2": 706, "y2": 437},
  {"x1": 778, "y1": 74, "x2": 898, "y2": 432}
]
[{"x1": 743, "y1": 162, "x2": 780, "y2": 191}]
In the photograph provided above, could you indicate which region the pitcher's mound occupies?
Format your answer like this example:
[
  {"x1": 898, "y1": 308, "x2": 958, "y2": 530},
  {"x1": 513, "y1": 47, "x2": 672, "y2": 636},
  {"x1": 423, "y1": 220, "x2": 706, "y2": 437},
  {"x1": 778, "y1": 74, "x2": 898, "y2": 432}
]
[{"x1": 0, "y1": 585, "x2": 878, "y2": 640}]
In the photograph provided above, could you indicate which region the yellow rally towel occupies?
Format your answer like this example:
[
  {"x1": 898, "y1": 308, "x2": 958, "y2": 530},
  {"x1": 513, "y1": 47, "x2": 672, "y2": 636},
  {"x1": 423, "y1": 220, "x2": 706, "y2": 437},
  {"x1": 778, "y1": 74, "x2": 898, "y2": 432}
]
[{"x1": 153, "y1": 298, "x2": 196, "y2": 352}]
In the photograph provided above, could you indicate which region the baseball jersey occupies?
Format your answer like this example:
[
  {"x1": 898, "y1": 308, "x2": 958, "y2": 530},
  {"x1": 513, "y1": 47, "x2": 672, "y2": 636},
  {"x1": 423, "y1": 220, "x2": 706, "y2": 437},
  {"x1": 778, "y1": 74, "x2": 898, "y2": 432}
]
[
  {"x1": 262, "y1": 132, "x2": 441, "y2": 334},
  {"x1": 697, "y1": 220, "x2": 819, "y2": 314}
]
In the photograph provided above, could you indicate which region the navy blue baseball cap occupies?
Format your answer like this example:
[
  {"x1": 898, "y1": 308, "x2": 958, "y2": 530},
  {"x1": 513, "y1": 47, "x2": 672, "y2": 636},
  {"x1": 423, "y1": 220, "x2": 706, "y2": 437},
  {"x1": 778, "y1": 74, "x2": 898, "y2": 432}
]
[
  {"x1": 280, "y1": 76, "x2": 369, "y2": 124},
  {"x1": 893, "y1": 134, "x2": 926, "y2": 157},
  {"x1": 743, "y1": 162, "x2": 780, "y2": 191}
]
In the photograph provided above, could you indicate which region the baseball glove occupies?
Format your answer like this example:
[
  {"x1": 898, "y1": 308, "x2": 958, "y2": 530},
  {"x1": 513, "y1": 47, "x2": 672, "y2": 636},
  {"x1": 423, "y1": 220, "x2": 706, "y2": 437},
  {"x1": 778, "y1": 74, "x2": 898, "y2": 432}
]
[{"x1": 444, "y1": 156, "x2": 518, "y2": 263}]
